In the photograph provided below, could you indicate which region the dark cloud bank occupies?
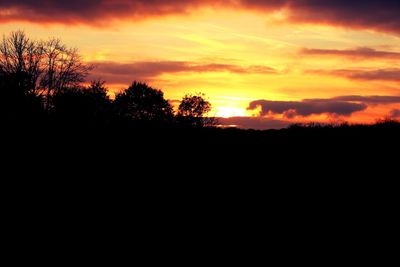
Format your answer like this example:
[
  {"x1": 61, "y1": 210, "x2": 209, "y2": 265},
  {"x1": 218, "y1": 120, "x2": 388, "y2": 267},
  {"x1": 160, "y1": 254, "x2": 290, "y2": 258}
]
[
  {"x1": 2, "y1": 1, "x2": 400, "y2": 34},
  {"x1": 248, "y1": 95, "x2": 400, "y2": 118}
]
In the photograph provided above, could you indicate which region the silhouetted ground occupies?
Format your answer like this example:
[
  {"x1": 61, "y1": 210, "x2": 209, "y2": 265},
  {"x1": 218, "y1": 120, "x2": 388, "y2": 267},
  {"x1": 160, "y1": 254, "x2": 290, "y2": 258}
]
[
  {"x1": 4, "y1": 120, "x2": 398, "y2": 232},
  {"x1": 5, "y1": 119, "x2": 399, "y2": 171}
]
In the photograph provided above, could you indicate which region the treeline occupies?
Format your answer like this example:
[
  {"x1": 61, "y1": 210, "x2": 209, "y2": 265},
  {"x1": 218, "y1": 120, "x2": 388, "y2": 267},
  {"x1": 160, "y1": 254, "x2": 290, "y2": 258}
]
[{"x1": 0, "y1": 31, "x2": 215, "y2": 128}]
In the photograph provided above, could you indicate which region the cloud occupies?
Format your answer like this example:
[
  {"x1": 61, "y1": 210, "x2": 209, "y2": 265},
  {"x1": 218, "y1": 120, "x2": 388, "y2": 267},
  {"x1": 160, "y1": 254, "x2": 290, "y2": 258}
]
[
  {"x1": 88, "y1": 60, "x2": 277, "y2": 84},
  {"x1": 248, "y1": 98, "x2": 367, "y2": 118},
  {"x1": 248, "y1": 94, "x2": 400, "y2": 118},
  {"x1": 218, "y1": 116, "x2": 291, "y2": 130},
  {"x1": 390, "y1": 109, "x2": 400, "y2": 118},
  {"x1": 332, "y1": 95, "x2": 400, "y2": 104},
  {"x1": 0, "y1": 0, "x2": 222, "y2": 25},
  {"x1": 2, "y1": 1, "x2": 400, "y2": 34},
  {"x1": 301, "y1": 47, "x2": 400, "y2": 60},
  {"x1": 308, "y1": 68, "x2": 400, "y2": 82},
  {"x1": 282, "y1": 0, "x2": 400, "y2": 35}
]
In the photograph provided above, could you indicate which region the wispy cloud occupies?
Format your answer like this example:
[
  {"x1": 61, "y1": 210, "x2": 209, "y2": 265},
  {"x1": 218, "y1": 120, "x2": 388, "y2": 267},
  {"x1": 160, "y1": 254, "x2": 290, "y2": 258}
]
[
  {"x1": 218, "y1": 116, "x2": 291, "y2": 130},
  {"x1": 88, "y1": 60, "x2": 277, "y2": 84},
  {"x1": 308, "y1": 68, "x2": 400, "y2": 82},
  {"x1": 301, "y1": 47, "x2": 400, "y2": 60}
]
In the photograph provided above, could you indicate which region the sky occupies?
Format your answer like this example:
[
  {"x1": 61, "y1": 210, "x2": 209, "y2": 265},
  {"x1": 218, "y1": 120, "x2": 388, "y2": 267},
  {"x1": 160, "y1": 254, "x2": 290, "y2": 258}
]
[{"x1": 1, "y1": 0, "x2": 400, "y2": 129}]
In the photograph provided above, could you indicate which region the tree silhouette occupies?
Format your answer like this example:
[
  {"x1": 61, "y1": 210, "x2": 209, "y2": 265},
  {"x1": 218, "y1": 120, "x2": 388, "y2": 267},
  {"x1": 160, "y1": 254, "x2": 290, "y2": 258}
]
[
  {"x1": 0, "y1": 71, "x2": 43, "y2": 122},
  {"x1": 87, "y1": 80, "x2": 109, "y2": 100},
  {"x1": 0, "y1": 31, "x2": 44, "y2": 121},
  {"x1": 84, "y1": 80, "x2": 112, "y2": 123},
  {"x1": 40, "y1": 38, "x2": 93, "y2": 109},
  {"x1": 0, "y1": 31, "x2": 92, "y2": 111},
  {"x1": 0, "y1": 30, "x2": 44, "y2": 95},
  {"x1": 114, "y1": 81, "x2": 173, "y2": 123},
  {"x1": 177, "y1": 93, "x2": 216, "y2": 127}
]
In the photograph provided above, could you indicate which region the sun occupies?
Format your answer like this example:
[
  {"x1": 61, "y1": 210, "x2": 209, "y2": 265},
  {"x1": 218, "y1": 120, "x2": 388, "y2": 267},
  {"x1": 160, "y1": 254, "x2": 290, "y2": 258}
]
[{"x1": 215, "y1": 106, "x2": 246, "y2": 118}]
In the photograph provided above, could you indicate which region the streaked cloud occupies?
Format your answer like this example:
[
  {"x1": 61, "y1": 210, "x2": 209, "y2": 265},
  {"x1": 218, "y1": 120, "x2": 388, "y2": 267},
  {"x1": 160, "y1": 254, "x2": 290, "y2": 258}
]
[
  {"x1": 301, "y1": 47, "x2": 400, "y2": 59},
  {"x1": 390, "y1": 109, "x2": 400, "y2": 118},
  {"x1": 89, "y1": 60, "x2": 277, "y2": 84},
  {"x1": 332, "y1": 95, "x2": 400, "y2": 104},
  {"x1": 308, "y1": 68, "x2": 400, "y2": 82},
  {"x1": 218, "y1": 116, "x2": 291, "y2": 130}
]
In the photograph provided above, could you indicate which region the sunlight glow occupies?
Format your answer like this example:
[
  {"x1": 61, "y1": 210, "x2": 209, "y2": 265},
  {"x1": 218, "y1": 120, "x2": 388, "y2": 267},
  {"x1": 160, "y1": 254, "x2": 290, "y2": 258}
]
[
  {"x1": 1, "y1": 6, "x2": 400, "y2": 126},
  {"x1": 215, "y1": 106, "x2": 247, "y2": 118}
]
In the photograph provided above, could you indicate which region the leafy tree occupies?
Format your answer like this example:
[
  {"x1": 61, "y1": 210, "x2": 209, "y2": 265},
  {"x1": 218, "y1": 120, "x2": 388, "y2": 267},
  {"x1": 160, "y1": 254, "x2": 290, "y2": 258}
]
[
  {"x1": 177, "y1": 93, "x2": 216, "y2": 127},
  {"x1": 87, "y1": 80, "x2": 109, "y2": 100},
  {"x1": 114, "y1": 81, "x2": 173, "y2": 123},
  {"x1": 84, "y1": 80, "x2": 112, "y2": 122}
]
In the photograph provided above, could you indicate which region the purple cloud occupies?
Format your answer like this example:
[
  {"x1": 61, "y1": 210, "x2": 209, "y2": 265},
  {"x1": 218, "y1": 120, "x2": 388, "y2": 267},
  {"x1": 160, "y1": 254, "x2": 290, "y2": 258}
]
[
  {"x1": 390, "y1": 109, "x2": 400, "y2": 118},
  {"x1": 1, "y1": 1, "x2": 400, "y2": 34},
  {"x1": 88, "y1": 60, "x2": 276, "y2": 84},
  {"x1": 218, "y1": 116, "x2": 291, "y2": 130},
  {"x1": 308, "y1": 68, "x2": 400, "y2": 82},
  {"x1": 248, "y1": 99, "x2": 367, "y2": 118}
]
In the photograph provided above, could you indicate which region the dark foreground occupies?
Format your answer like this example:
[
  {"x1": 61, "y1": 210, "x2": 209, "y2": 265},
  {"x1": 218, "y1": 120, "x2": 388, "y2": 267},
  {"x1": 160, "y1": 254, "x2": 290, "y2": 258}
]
[
  {"x1": 4, "y1": 120, "x2": 398, "y2": 237},
  {"x1": 5, "y1": 120, "x2": 400, "y2": 171}
]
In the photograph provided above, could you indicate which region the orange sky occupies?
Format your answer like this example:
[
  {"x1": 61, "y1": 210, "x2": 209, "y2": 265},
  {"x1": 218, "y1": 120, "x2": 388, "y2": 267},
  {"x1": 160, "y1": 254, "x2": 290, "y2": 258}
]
[{"x1": 1, "y1": 1, "x2": 400, "y2": 128}]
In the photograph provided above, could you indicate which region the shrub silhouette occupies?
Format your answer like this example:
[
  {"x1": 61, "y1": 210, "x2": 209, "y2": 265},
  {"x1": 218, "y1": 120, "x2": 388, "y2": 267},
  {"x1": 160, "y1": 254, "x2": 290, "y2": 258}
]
[
  {"x1": 0, "y1": 71, "x2": 43, "y2": 122},
  {"x1": 114, "y1": 81, "x2": 173, "y2": 123},
  {"x1": 51, "y1": 81, "x2": 111, "y2": 126}
]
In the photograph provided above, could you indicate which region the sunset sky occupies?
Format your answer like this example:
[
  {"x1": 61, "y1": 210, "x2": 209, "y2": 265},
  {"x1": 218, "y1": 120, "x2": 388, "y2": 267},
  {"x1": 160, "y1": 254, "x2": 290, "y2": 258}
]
[{"x1": 1, "y1": 0, "x2": 400, "y2": 129}]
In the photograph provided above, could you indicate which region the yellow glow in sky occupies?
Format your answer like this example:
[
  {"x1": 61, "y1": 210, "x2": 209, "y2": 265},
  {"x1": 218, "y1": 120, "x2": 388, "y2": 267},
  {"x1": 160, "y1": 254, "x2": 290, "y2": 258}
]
[{"x1": 1, "y1": 7, "x2": 399, "y2": 124}]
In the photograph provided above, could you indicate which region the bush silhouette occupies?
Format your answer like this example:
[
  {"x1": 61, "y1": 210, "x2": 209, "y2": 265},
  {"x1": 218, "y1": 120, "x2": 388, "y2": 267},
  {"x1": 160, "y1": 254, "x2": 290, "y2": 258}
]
[
  {"x1": 51, "y1": 81, "x2": 111, "y2": 126},
  {"x1": 0, "y1": 71, "x2": 43, "y2": 122}
]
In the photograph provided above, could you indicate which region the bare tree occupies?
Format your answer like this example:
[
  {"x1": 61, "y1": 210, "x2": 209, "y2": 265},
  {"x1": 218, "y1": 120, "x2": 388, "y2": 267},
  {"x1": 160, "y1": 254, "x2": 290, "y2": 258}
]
[
  {"x1": 40, "y1": 38, "x2": 93, "y2": 107},
  {"x1": 0, "y1": 31, "x2": 92, "y2": 107},
  {"x1": 0, "y1": 30, "x2": 44, "y2": 94}
]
